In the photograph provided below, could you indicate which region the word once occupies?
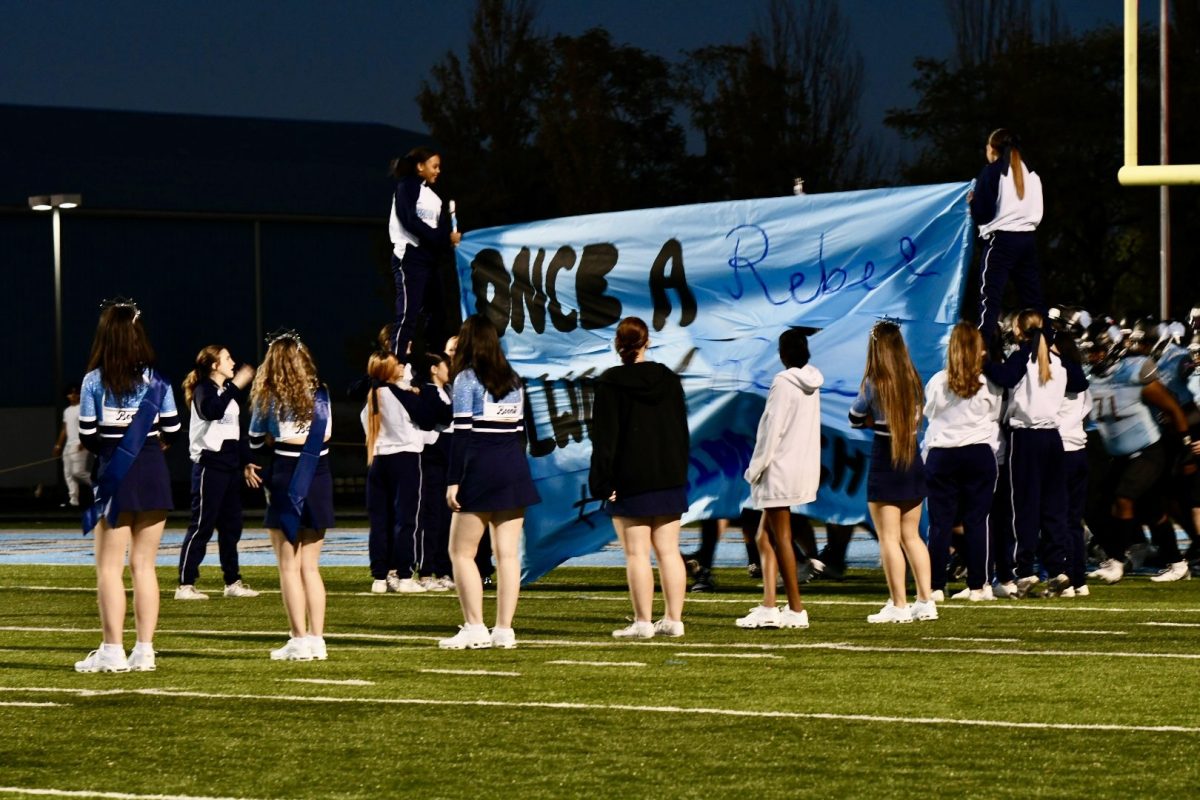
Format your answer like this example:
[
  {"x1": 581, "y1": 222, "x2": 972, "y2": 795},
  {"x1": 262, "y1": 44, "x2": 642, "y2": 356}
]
[{"x1": 469, "y1": 240, "x2": 696, "y2": 335}]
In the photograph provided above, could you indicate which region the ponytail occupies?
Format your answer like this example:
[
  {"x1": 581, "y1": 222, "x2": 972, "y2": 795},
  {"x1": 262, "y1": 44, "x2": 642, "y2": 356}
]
[
  {"x1": 988, "y1": 128, "x2": 1025, "y2": 200},
  {"x1": 1014, "y1": 309, "x2": 1052, "y2": 385},
  {"x1": 183, "y1": 345, "x2": 225, "y2": 407},
  {"x1": 364, "y1": 352, "x2": 399, "y2": 466},
  {"x1": 1035, "y1": 331, "x2": 1051, "y2": 385}
]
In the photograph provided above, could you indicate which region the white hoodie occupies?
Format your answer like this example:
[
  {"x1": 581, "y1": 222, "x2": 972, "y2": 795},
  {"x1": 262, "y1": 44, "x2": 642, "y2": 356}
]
[{"x1": 744, "y1": 365, "x2": 824, "y2": 509}]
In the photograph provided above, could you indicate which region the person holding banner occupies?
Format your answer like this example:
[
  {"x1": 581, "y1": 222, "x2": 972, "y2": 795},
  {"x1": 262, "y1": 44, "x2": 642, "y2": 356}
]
[
  {"x1": 969, "y1": 128, "x2": 1044, "y2": 348},
  {"x1": 850, "y1": 321, "x2": 936, "y2": 623},
  {"x1": 388, "y1": 146, "x2": 462, "y2": 361},
  {"x1": 440, "y1": 315, "x2": 540, "y2": 650},
  {"x1": 589, "y1": 317, "x2": 690, "y2": 639},
  {"x1": 248, "y1": 331, "x2": 334, "y2": 661},
  {"x1": 737, "y1": 328, "x2": 822, "y2": 630},
  {"x1": 75, "y1": 299, "x2": 181, "y2": 673}
]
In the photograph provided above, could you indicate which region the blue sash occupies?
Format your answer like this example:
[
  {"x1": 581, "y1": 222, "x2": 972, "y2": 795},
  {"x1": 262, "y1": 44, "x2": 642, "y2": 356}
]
[
  {"x1": 82, "y1": 372, "x2": 168, "y2": 534},
  {"x1": 278, "y1": 386, "x2": 330, "y2": 543}
]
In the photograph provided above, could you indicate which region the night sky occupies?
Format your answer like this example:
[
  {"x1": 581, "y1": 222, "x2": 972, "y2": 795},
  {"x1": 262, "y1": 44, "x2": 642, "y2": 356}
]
[{"x1": 0, "y1": 0, "x2": 1156, "y2": 161}]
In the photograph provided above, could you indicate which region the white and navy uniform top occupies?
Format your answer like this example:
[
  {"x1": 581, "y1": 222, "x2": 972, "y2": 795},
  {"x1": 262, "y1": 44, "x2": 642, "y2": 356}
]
[
  {"x1": 1056, "y1": 389, "x2": 1092, "y2": 454},
  {"x1": 1088, "y1": 356, "x2": 1162, "y2": 457},
  {"x1": 448, "y1": 369, "x2": 524, "y2": 485},
  {"x1": 78, "y1": 367, "x2": 181, "y2": 454},
  {"x1": 969, "y1": 158, "x2": 1043, "y2": 238},
  {"x1": 921, "y1": 372, "x2": 1004, "y2": 457},
  {"x1": 248, "y1": 396, "x2": 334, "y2": 458},
  {"x1": 360, "y1": 383, "x2": 433, "y2": 456},
  {"x1": 389, "y1": 176, "x2": 451, "y2": 261},
  {"x1": 421, "y1": 384, "x2": 452, "y2": 445},
  {"x1": 849, "y1": 379, "x2": 893, "y2": 434},
  {"x1": 188, "y1": 379, "x2": 249, "y2": 469},
  {"x1": 983, "y1": 337, "x2": 1088, "y2": 429}
]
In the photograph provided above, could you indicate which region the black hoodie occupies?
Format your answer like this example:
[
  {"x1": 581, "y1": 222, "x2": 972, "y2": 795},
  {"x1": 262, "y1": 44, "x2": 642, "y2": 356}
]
[{"x1": 588, "y1": 361, "x2": 690, "y2": 500}]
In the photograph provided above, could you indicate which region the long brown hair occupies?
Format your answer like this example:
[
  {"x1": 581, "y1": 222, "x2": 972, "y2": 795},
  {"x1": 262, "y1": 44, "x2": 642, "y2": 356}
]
[
  {"x1": 250, "y1": 335, "x2": 319, "y2": 423},
  {"x1": 614, "y1": 317, "x2": 649, "y2": 365},
  {"x1": 988, "y1": 128, "x2": 1025, "y2": 200},
  {"x1": 946, "y1": 323, "x2": 985, "y2": 399},
  {"x1": 451, "y1": 315, "x2": 520, "y2": 399},
  {"x1": 363, "y1": 351, "x2": 399, "y2": 466},
  {"x1": 183, "y1": 345, "x2": 225, "y2": 407},
  {"x1": 864, "y1": 321, "x2": 923, "y2": 469},
  {"x1": 86, "y1": 302, "x2": 156, "y2": 398},
  {"x1": 1014, "y1": 309, "x2": 1052, "y2": 384}
]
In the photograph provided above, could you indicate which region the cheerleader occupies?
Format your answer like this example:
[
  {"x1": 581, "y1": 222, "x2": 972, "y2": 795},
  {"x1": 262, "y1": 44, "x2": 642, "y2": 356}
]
[
  {"x1": 850, "y1": 320, "x2": 936, "y2": 623},
  {"x1": 1054, "y1": 334, "x2": 1091, "y2": 596},
  {"x1": 736, "y1": 328, "x2": 822, "y2": 629},
  {"x1": 361, "y1": 351, "x2": 450, "y2": 593},
  {"x1": 923, "y1": 323, "x2": 1003, "y2": 602},
  {"x1": 176, "y1": 346, "x2": 259, "y2": 600},
  {"x1": 439, "y1": 315, "x2": 540, "y2": 650},
  {"x1": 75, "y1": 299, "x2": 181, "y2": 673},
  {"x1": 984, "y1": 310, "x2": 1088, "y2": 597},
  {"x1": 589, "y1": 317, "x2": 691, "y2": 639},
  {"x1": 416, "y1": 352, "x2": 454, "y2": 589},
  {"x1": 248, "y1": 331, "x2": 333, "y2": 661},
  {"x1": 969, "y1": 128, "x2": 1044, "y2": 346},
  {"x1": 388, "y1": 147, "x2": 462, "y2": 360}
]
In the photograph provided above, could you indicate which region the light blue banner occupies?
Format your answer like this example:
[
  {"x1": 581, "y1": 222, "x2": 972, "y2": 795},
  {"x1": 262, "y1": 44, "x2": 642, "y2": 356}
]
[{"x1": 456, "y1": 182, "x2": 974, "y2": 581}]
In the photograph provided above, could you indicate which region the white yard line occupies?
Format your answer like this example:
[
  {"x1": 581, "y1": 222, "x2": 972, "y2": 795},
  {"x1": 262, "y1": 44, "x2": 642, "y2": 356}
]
[
  {"x1": 922, "y1": 636, "x2": 1020, "y2": 643},
  {"x1": 280, "y1": 678, "x2": 374, "y2": 687},
  {"x1": 1, "y1": 626, "x2": 1196, "y2": 659},
  {"x1": 1141, "y1": 621, "x2": 1200, "y2": 628},
  {"x1": 1034, "y1": 630, "x2": 1128, "y2": 636},
  {"x1": 0, "y1": 787, "x2": 268, "y2": 800},
  {"x1": 0, "y1": 701, "x2": 64, "y2": 707},
  {"x1": 418, "y1": 668, "x2": 520, "y2": 677},
  {"x1": 674, "y1": 653, "x2": 784, "y2": 660},
  {"x1": 545, "y1": 660, "x2": 646, "y2": 667},
  {"x1": 1, "y1": 686, "x2": 1197, "y2": 735}
]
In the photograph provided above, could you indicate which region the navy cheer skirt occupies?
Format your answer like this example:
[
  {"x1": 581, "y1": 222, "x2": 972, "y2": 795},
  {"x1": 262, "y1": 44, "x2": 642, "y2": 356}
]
[
  {"x1": 264, "y1": 455, "x2": 335, "y2": 531},
  {"x1": 457, "y1": 436, "x2": 541, "y2": 512},
  {"x1": 867, "y1": 435, "x2": 927, "y2": 503},
  {"x1": 605, "y1": 485, "x2": 689, "y2": 518},
  {"x1": 101, "y1": 440, "x2": 173, "y2": 514}
]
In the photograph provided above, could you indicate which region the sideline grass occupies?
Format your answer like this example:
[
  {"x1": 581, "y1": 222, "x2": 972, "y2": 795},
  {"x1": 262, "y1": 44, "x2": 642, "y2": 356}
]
[{"x1": 1, "y1": 565, "x2": 1198, "y2": 799}]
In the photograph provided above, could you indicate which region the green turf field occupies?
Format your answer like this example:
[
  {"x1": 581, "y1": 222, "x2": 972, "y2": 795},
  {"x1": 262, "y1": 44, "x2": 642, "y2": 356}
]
[{"x1": 1, "y1": 565, "x2": 1198, "y2": 799}]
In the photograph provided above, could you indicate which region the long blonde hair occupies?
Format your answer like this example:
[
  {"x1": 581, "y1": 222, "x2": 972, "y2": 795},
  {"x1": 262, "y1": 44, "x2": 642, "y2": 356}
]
[
  {"x1": 946, "y1": 323, "x2": 984, "y2": 399},
  {"x1": 250, "y1": 335, "x2": 319, "y2": 424},
  {"x1": 363, "y1": 352, "x2": 400, "y2": 466},
  {"x1": 989, "y1": 128, "x2": 1025, "y2": 200},
  {"x1": 183, "y1": 345, "x2": 225, "y2": 407},
  {"x1": 864, "y1": 321, "x2": 923, "y2": 469},
  {"x1": 1014, "y1": 309, "x2": 1052, "y2": 384}
]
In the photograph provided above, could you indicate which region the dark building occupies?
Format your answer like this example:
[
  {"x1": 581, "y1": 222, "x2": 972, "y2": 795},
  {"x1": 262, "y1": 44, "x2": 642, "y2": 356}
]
[{"x1": 0, "y1": 104, "x2": 445, "y2": 503}]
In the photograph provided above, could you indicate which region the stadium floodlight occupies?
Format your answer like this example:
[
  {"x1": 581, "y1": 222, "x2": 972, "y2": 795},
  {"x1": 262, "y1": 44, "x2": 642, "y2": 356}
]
[{"x1": 29, "y1": 193, "x2": 84, "y2": 418}]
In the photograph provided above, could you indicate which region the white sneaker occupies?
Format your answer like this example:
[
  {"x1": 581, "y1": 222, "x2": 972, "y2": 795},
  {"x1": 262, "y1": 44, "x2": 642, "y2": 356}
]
[
  {"x1": 307, "y1": 635, "x2": 328, "y2": 660},
  {"x1": 950, "y1": 587, "x2": 972, "y2": 600},
  {"x1": 422, "y1": 576, "x2": 451, "y2": 592},
  {"x1": 385, "y1": 574, "x2": 403, "y2": 593},
  {"x1": 1015, "y1": 575, "x2": 1042, "y2": 598},
  {"x1": 1150, "y1": 560, "x2": 1191, "y2": 583},
  {"x1": 1074, "y1": 584, "x2": 1090, "y2": 596},
  {"x1": 438, "y1": 577, "x2": 456, "y2": 591},
  {"x1": 75, "y1": 647, "x2": 129, "y2": 673},
  {"x1": 1058, "y1": 586, "x2": 1076, "y2": 598},
  {"x1": 993, "y1": 580, "x2": 1019, "y2": 599},
  {"x1": 735, "y1": 605, "x2": 782, "y2": 629},
  {"x1": 653, "y1": 618, "x2": 685, "y2": 637},
  {"x1": 979, "y1": 584, "x2": 995, "y2": 600},
  {"x1": 929, "y1": 589, "x2": 945, "y2": 603},
  {"x1": 1090, "y1": 559, "x2": 1125, "y2": 584},
  {"x1": 612, "y1": 621, "x2": 655, "y2": 639},
  {"x1": 1045, "y1": 573, "x2": 1071, "y2": 596},
  {"x1": 270, "y1": 637, "x2": 314, "y2": 661},
  {"x1": 491, "y1": 627, "x2": 517, "y2": 649},
  {"x1": 396, "y1": 577, "x2": 428, "y2": 594},
  {"x1": 223, "y1": 580, "x2": 259, "y2": 598},
  {"x1": 867, "y1": 600, "x2": 913, "y2": 624},
  {"x1": 439, "y1": 624, "x2": 492, "y2": 650},
  {"x1": 127, "y1": 645, "x2": 156, "y2": 672},
  {"x1": 174, "y1": 584, "x2": 208, "y2": 601},
  {"x1": 778, "y1": 607, "x2": 810, "y2": 629},
  {"x1": 911, "y1": 599, "x2": 938, "y2": 621},
  {"x1": 370, "y1": 579, "x2": 388, "y2": 594}
]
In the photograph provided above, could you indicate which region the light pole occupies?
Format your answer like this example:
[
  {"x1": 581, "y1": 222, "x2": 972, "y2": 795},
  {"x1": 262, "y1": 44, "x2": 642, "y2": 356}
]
[{"x1": 28, "y1": 193, "x2": 83, "y2": 415}]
